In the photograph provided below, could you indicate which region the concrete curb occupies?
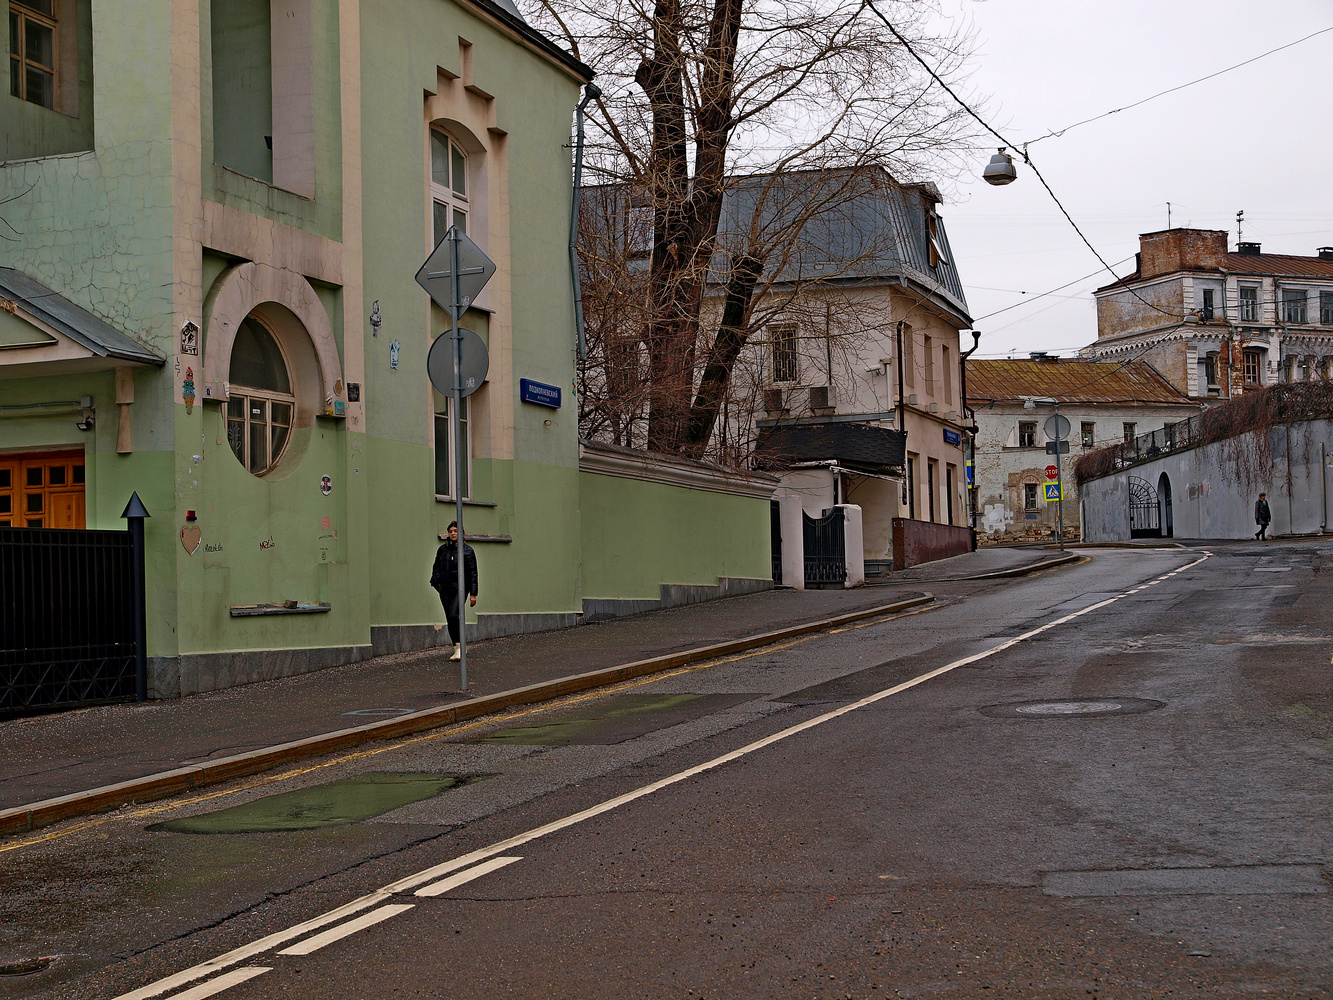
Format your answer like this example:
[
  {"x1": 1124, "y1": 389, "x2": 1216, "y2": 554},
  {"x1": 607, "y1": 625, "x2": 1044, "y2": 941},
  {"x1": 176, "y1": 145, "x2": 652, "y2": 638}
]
[
  {"x1": 960, "y1": 551, "x2": 1083, "y2": 580},
  {"x1": 0, "y1": 593, "x2": 934, "y2": 837}
]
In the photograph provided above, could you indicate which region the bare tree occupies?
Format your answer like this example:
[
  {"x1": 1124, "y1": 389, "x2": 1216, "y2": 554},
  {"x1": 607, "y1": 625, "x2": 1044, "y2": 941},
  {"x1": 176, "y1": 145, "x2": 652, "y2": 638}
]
[{"x1": 533, "y1": 0, "x2": 979, "y2": 458}]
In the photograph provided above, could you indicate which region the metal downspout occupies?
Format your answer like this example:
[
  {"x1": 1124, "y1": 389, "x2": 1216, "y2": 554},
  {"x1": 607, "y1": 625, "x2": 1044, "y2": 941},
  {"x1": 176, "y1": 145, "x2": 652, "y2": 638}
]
[{"x1": 569, "y1": 83, "x2": 601, "y2": 361}]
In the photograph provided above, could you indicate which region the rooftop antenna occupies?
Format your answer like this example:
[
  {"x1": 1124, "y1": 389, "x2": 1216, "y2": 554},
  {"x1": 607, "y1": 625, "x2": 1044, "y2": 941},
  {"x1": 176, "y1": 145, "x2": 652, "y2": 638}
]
[{"x1": 1236, "y1": 209, "x2": 1244, "y2": 246}]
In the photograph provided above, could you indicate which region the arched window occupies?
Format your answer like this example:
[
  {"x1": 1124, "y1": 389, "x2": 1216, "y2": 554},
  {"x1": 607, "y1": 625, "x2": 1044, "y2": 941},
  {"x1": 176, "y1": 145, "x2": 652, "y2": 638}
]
[
  {"x1": 430, "y1": 129, "x2": 469, "y2": 243},
  {"x1": 226, "y1": 316, "x2": 294, "y2": 475}
]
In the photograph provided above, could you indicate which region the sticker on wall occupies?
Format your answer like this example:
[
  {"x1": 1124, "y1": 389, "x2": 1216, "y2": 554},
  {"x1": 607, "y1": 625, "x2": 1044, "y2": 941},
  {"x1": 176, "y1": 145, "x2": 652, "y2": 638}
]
[
  {"x1": 321, "y1": 475, "x2": 332, "y2": 496},
  {"x1": 180, "y1": 320, "x2": 200, "y2": 356},
  {"x1": 347, "y1": 382, "x2": 361, "y2": 402},
  {"x1": 182, "y1": 367, "x2": 196, "y2": 413},
  {"x1": 334, "y1": 378, "x2": 344, "y2": 397},
  {"x1": 370, "y1": 300, "x2": 382, "y2": 338},
  {"x1": 389, "y1": 339, "x2": 401, "y2": 371},
  {"x1": 181, "y1": 524, "x2": 202, "y2": 555}
]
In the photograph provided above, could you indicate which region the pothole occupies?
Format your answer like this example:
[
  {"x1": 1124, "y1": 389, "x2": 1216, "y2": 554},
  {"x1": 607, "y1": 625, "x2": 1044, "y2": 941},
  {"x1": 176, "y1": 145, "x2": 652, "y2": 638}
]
[{"x1": 980, "y1": 697, "x2": 1164, "y2": 719}]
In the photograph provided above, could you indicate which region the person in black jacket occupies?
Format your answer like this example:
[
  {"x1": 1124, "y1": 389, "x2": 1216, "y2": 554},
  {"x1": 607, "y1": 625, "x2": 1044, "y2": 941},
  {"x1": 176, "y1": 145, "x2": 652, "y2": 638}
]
[
  {"x1": 1255, "y1": 493, "x2": 1271, "y2": 540},
  {"x1": 430, "y1": 521, "x2": 478, "y2": 661}
]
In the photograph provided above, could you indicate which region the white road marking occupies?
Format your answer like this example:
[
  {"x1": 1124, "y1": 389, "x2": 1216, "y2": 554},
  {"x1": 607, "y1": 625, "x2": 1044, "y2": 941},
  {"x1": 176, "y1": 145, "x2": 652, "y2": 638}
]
[
  {"x1": 415, "y1": 856, "x2": 524, "y2": 897},
  {"x1": 276, "y1": 904, "x2": 415, "y2": 956},
  {"x1": 112, "y1": 892, "x2": 393, "y2": 1000},
  {"x1": 167, "y1": 967, "x2": 271, "y2": 1000},
  {"x1": 118, "y1": 549, "x2": 1208, "y2": 997}
]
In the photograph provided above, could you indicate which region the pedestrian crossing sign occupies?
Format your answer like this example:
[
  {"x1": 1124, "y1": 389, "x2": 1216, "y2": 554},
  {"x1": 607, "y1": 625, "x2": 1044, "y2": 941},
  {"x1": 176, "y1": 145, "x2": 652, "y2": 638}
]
[{"x1": 1044, "y1": 482, "x2": 1062, "y2": 501}]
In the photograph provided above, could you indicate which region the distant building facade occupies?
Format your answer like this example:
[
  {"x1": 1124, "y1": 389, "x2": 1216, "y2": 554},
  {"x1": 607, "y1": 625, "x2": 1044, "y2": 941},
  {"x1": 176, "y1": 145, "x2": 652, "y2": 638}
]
[
  {"x1": 1085, "y1": 228, "x2": 1333, "y2": 398},
  {"x1": 967, "y1": 356, "x2": 1196, "y2": 542}
]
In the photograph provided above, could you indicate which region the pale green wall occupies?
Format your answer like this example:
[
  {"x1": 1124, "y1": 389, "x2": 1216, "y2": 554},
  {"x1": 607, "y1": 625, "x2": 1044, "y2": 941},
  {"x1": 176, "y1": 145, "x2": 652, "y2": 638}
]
[
  {"x1": 579, "y1": 472, "x2": 772, "y2": 600},
  {"x1": 198, "y1": 0, "x2": 344, "y2": 238},
  {"x1": 0, "y1": 0, "x2": 95, "y2": 158},
  {"x1": 358, "y1": 0, "x2": 587, "y2": 627},
  {"x1": 208, "y1": 0, "x2": 273, "y2": 182}
]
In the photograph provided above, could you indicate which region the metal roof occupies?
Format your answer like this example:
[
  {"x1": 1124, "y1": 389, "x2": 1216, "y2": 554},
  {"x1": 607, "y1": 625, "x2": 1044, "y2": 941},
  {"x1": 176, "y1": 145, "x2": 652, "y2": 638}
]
[
  {"x1": 965, "y1": 359, "x2": 1191, "y2": 406},
  {"x1": 0, "y1": 267, "x2": 164, "y2": 366},
  {"x1": 754, "y1": 421, "x2": 906, "y2": 472},
  {"x1": 1100, "y1": 252, "x2": 1333, "y2": 291}
]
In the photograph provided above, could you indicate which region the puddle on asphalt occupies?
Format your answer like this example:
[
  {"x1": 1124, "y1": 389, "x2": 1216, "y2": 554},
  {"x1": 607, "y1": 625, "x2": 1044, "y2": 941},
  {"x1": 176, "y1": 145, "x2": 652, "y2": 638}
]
[
  {"x1": 470, "y1": 692, "x2": 753, "y2": 746},
  {"x1": 147, "y1": 772, "x2": 472, "y2": 834}
]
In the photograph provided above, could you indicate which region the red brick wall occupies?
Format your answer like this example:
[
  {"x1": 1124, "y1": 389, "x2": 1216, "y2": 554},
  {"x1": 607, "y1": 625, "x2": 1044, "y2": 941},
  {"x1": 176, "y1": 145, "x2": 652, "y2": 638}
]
[{"x1": 1140, "y1": 230, "x2": 1227, "y2": 278}]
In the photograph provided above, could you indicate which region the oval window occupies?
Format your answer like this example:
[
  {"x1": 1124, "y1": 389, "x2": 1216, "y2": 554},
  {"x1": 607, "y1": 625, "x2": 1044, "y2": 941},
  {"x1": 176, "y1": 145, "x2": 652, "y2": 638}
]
[{"x1": 226, "y1": 317, "x2": 294, "y2": 476}]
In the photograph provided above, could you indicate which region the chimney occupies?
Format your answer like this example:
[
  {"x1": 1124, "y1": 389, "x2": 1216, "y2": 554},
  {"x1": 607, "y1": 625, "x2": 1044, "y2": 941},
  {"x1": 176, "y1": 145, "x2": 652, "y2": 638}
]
[
  {"x1": 1029, "y1": 352, "x2": 1057, "y2": 363},
  {"x1": 1138, "y1": 229, "x2": 1228, "y2": 278},
  {"x1": 1237, "y1": 242, "x2": 1262, "y2": 256},
  {"x1": 1319, "y1": 247, "x2": 1333, "y2": 261}
]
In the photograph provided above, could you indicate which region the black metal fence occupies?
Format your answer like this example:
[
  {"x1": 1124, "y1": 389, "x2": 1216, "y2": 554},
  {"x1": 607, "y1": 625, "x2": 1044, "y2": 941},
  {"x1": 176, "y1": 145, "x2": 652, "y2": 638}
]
[
  {"x1": 0, "y1": 527, "x2": 138, "y2": 715},
  {"x1": 1111, "y1": 416, "x2": 1204, "y2": 467},
  {"x1": 803, "y1": 507, "x2": 847, "y2": 587}
]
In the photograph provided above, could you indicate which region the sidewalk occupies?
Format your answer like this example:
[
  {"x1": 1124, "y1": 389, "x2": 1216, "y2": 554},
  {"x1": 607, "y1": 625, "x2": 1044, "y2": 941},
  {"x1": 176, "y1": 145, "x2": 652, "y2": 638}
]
[{"x1": 0, "y1": 546, "x2": 1062, "y2": 827}]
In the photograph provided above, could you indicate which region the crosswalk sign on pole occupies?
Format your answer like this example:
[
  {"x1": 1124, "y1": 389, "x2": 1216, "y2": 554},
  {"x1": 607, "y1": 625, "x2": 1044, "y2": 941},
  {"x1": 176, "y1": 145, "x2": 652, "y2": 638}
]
[{"x1": 1044, "y1": 482, "x2": 1062, "y2": 502}]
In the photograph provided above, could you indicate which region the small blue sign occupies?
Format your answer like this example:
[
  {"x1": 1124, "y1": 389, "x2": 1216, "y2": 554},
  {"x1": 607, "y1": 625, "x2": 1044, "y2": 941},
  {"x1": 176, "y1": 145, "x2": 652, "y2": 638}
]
[
  {"x1": 1044, "y1": 482, "x2": 1062, "y2": 502},
  {"x1": 943, "y1": 427, "x2": 962, "y2": 447},
  {"x1": 965, "y1": 460, "x2": 974, "y2": 488},
  {"x1": 520, "y1": 378, "x2": 562, "y2": 409}
]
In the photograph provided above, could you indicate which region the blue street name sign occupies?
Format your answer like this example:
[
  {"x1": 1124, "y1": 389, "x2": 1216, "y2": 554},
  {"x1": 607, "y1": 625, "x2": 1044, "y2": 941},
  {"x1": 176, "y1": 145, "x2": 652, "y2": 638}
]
[
  {"x1": 943, "y1": 428, "x2": 962, "y2": 446},
  {"x1": 520, "y1": 378, "x2": 562, "y2": 408}
]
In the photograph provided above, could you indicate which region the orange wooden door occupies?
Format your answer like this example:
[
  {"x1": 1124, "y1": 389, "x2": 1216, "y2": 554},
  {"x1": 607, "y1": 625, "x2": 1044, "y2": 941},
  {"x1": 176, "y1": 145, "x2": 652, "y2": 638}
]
[{"x1": 0, "y1": 451, "x2": 85, "y2": 528}]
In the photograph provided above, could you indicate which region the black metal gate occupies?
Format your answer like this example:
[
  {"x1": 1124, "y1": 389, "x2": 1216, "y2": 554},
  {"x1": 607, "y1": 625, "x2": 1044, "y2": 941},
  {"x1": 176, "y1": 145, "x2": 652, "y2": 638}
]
[
  {"x1": 770, "y1": 500, "x2": 783, "y2": 585},
  {"x1": 0, "y1": 526, "x2": 138, "y2": 715},
  {"x1": 1128, "y1": 476, "x2": 1161, "y2": 538},
  {"x1": 803, "y1": 507, "x2": 847, "y2": 587}
]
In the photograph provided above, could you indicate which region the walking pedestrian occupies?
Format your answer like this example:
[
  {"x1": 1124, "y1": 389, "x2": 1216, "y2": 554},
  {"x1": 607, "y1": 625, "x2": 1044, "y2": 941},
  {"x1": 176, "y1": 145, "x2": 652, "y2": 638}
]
[
  {"x1": 430, "y1": 521, "x2": 478, "y2": 661},
  {"x1": 1254, "y1": 492, "x2": 1272, "y2": 540}
]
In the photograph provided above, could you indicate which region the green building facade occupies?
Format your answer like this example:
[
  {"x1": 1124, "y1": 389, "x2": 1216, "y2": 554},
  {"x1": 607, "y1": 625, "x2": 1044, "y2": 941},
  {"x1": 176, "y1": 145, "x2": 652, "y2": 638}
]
[{"x1": 2, "y1": 0, "x2": 773, "y2": 698}]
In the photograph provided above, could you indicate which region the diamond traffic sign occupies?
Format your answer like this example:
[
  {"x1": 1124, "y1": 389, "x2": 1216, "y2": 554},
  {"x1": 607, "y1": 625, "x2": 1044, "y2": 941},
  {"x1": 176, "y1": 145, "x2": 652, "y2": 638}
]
[
  {"x1": 415, "y1": 227, "x2": 496, "y2": 319},
  {"x1": 427, "y1": 328, "x2": 489, "y2": 397}
]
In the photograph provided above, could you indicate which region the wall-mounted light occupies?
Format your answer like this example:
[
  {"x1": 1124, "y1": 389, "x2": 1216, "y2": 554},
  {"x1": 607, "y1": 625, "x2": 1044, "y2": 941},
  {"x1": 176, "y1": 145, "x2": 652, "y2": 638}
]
[{"x1": 76, "y1": 395, "x2": 95, "y2": 431}]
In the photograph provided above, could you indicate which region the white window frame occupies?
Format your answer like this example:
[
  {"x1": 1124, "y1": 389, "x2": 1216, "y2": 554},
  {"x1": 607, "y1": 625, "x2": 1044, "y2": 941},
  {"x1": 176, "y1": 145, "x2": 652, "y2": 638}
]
[
  {"x1": 1238, "y1": 285, "x2": 1259, "y2": 323},
  {"x1": 430, "y1": 129, "x2": 470, "y2": 245},
  {"x1": 225, "y1": 318, "x2": 296, "y2": 478},
  {"x1": 1281, "y1": 288, "x2": 1308, "y2": 325}
]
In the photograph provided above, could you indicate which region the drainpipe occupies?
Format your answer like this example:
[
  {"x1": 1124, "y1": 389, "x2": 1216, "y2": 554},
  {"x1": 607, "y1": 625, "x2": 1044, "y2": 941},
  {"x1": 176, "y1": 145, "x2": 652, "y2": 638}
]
[
  {"x1": 896, "y1": 321, "x2": 908, "y2": 510},
  {"x1": 1322, "y1": 442, "x2": 1327, "y2": 533},
  {"x1": 569, "y1": 82, "x2": 602, "y2": 361},
  {"x1": 959, "y1": 329, "x2": 981, "y2": 549}
]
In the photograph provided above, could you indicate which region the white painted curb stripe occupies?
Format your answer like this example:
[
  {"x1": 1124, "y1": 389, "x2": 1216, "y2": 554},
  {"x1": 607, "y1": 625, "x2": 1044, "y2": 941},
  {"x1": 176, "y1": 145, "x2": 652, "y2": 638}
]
[
  {"x1": 167, "y1": 967, "x2": 270, "y2": 1000},
  {"x1": 277, "y1": 904, "x2": 416, "y2": 957},
  {"x1": 415, "y1": 856, "x2": 524, "y2": 897},
  {"x1": 117, "y1": 550, "x2": 1207, "y2": 999}
]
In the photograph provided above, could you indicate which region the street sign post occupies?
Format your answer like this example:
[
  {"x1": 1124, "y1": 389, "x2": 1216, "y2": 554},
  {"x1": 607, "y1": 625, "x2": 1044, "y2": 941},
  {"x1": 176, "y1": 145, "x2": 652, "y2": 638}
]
[
  {"x1": 427, "y1": 328, "x2": 488, "y2": 398},
  {"x1": 1045, "y1": 465, "x2": 1059, "y2": 480},
  {"x1": 416, "y1": 227, "x2": 496, "y2": 690},
  {"x1": 1044, "y1": 441, "x2": 1070, "y2": 454}
]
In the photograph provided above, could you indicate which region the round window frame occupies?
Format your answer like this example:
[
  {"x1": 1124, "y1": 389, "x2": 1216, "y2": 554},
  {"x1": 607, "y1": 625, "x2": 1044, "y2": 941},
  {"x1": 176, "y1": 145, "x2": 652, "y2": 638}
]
[{"x1": 226, "y1": 315, "x2": 298, "y2": 478}]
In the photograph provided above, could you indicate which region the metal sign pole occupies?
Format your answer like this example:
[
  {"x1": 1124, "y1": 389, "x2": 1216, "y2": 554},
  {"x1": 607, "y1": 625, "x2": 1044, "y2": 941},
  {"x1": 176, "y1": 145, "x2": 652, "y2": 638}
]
[
  {"x1": 1054, "y1": 402, "x2": 1066, "y2": 552},
  {"x1": 449, "y1": 228, "x2": 468, "y2": 691}
]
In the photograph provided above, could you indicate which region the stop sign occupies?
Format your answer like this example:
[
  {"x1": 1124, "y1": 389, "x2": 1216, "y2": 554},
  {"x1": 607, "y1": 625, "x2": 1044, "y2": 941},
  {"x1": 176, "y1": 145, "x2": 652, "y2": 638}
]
[{"x1": 1045, "y1": 465, "x2": 1059, "y2": 480}]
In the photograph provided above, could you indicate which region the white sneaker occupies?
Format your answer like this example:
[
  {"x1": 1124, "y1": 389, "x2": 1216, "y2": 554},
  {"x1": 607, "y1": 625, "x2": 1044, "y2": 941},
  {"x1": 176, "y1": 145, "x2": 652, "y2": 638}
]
[{"x1": 449, "y1": 644, "x2": 461, "y2": 661}]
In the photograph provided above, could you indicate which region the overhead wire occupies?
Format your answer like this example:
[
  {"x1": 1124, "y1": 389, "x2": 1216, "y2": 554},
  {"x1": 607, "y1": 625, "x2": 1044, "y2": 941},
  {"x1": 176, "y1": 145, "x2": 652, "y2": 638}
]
[{"x1": 864, "y1": 0, "x2": 1187, "y2": 322}]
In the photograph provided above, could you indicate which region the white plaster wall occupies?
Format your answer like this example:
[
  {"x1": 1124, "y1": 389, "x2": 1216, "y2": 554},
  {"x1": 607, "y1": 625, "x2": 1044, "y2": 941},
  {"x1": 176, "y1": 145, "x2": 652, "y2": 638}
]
[{"x1": 1080, "y1": 419, "x2": 1333, "y2": 541}]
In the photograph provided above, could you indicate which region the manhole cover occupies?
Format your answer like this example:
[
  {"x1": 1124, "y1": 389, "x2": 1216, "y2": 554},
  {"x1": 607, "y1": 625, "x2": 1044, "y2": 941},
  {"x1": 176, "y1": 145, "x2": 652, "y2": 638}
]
[{"x1": 980, "y1": 697, "x2": 1163, "y2": 719}]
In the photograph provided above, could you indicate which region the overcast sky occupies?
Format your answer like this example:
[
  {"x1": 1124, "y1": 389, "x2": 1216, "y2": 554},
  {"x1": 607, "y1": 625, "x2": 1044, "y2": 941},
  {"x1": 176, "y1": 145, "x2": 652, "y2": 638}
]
[{"x1": 934, "y1": 0, "x2": 1333, "y2": 359}]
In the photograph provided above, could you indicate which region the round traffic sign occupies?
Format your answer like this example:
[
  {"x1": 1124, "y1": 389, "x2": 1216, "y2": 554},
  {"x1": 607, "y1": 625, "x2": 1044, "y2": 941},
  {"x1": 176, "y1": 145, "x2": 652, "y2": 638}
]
[
  {"x1": 427, "y1": 328, "x2": 489, "y2": 397},
  {"x1": 1043, "y1": 413, "x2": 1071, "y2": 441},
  {"x1": 1045, "y1": 465, "x2": 1059, "y2": 480}
]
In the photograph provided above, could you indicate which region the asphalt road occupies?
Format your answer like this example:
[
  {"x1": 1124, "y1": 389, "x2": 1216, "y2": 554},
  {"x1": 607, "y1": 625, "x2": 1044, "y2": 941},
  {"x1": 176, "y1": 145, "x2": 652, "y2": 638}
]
[{"x1": 3, "y1": 543, "x2": 1331, "y2": 999}]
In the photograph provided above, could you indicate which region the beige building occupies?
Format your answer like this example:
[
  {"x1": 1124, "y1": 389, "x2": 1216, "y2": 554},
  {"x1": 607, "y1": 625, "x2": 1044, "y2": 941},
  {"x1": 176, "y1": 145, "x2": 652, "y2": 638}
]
[
  {"x1": 1085, "y1": 228, "x2": 1333, "y2": 396},
  {"x1": 967, "y1": 356, "x2": 1197, "y2": 542}
]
